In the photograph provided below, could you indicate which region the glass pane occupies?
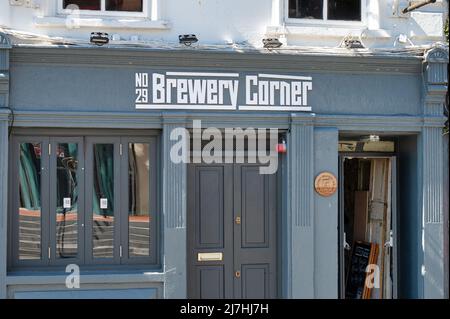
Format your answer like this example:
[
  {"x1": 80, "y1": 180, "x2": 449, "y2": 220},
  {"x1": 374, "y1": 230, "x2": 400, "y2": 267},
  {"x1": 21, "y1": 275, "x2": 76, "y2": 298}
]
[
  {"x1": 128, "y1": 143, "x2": 150, "y2": 257},
  {"x1": 56, "y1": 143, "x2": 79, "y2": 259},
  {"x1": 63, "y1": 0, "x2": 101, "y2": 10},
  {"x1": 19, "y1": 143, "x2": 42, "y2": 260},
  {"x1": 92, "y1": 144, "x2": 114, "y2": 259},
  {"x1": 106, "y1": 0, "x2": 143, "y2": 12},
  {"x1": 288, "y1": 0, "x2": 323, "y2": 19},
  {"x1": 328, "y1": 0, "x2": 361, "y2": 21}
]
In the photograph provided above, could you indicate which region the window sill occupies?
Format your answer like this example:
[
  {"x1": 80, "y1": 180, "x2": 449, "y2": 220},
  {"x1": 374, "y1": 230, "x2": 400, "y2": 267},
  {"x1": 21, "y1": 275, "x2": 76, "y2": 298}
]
[
  {"x1": 266, "y1": 25, "x2": 391, "y2": 39},
  {"x1": 6, "y1": 270, "x2": 165, "y2": 285},
  {"x1": 34, "y1": 16, "x2": 171, "y2": 30}
]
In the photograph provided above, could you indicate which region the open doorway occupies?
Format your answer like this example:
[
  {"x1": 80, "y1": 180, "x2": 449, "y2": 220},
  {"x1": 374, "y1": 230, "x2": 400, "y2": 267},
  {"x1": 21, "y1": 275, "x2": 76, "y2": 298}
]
[{"x1": 339, "y1": 156, "x2": 397, "y2": 299}]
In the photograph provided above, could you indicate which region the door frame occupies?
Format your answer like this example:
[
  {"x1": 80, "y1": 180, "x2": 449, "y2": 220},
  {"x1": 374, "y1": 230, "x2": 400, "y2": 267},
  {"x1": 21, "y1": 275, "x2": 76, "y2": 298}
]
[{"x1": 338, "y1": 154, "x2": 398, "y2": 299}]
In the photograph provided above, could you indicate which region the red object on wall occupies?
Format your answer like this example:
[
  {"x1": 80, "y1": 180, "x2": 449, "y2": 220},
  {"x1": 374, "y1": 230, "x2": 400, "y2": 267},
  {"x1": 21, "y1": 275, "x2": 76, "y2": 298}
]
[{"x1": 276, "y1": 142, "x2": 287, "y2": 153}]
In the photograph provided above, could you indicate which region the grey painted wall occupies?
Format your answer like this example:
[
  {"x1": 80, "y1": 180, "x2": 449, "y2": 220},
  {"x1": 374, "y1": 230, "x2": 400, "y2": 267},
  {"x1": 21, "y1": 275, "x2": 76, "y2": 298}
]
[
  {"x1": 9, "y1": 64, "x2": 422, "y2": 116},
  {"x1": 0, "y1": 116, "x2": 8, "y2": 299},
  {"x1": 444, "y1": 134, "x2": 449, "y2": 299},
  {"x1": 0, "y1": 42, "x2": 447, "y2": 299},
  {"x1": 398, "y1": 135, "x2": 422, "y2": 298},
  {"x1": 313, "y1": 128, "x2": 339, "y2": 298}
]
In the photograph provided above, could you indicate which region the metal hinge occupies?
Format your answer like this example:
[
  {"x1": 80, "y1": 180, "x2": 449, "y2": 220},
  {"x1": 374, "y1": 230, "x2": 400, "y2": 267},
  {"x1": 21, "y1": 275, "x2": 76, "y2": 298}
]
[
  {"x1": 48, "y1": 247, "x2": 51, "y2": 259},
  {"x1": 48, "y1": 143, "x2": 51, "y2": 155},
  {"x1": 119, "y1": 143, "x2": 123, "y2": 156},
  {"x1": 120, "y1": 245, "x2": 123, "y2": 257}
]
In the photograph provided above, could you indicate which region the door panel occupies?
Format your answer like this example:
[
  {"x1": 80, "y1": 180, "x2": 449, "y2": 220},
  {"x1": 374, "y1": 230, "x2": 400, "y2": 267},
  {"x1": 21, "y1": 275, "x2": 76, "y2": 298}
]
[
  {"x1": 85, "y1": 137, "x2": 121, "y2": 264},
  {"x1": 49, "y1": 137, "x2": 84, "y2": 265},
  {"x1": 241, "y1": 264, "x2": 270, "y2": 299},
  {"x1": 197, "y1": 266, "x2": 225, "y2": 299},
  {"x1": 241, "y1": 167, "x2": 269, "y2": 248},
  {"x1": 234, "y1": 164, "x2": 277, "y2": 299},
  {"x1": 188, "y1": 163, "x2": 278, "y2": 299},
  {"x1": 188, "y1": 164, "x2": 233, "y2": 299},
  {"x1": 11, "y1": 136, "x2": 50, "y2": 267},
  {"x1": 197, "y1": 168, "x2": 224, "y2": 248}
]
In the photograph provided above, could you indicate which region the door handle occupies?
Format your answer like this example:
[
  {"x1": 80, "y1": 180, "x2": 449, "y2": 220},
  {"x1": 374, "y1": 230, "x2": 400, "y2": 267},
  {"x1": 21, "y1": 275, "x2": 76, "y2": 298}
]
[
  {"x1": 235, "y1": 216, "x2": 241, "y2": 225},
  {"x1": 235, "y1": 270, "x2": 241, "y2": 278}
]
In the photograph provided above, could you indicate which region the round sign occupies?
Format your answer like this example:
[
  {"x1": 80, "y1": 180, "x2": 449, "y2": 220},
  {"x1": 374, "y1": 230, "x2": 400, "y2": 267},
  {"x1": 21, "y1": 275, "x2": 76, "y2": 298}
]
[{"x1": 314, "y1": 172, "x2": 337, "y2": 197}]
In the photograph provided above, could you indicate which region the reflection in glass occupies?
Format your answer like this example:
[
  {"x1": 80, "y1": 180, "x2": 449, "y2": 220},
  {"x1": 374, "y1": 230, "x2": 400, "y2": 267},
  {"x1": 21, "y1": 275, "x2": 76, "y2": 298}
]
[
  {"x1": 19, "y1": 143, "x2": 42, "y2": 260},
  {"x1": 328, "y1": 0, "x2": 361, "y2": 21},
  {"x1": 128, "y1": 143, "x2": 150, "y2": 257},
  {"x1": 106, "y1": 0, "x2": 143, "y2": 12},
  {"x1": 92, "y1": 144, "x2": 114, "y2": 259},
  {"x1": 63, "y1": 0, "x2": 101, "y2": 10},
  {"x1": 56, "y1": 143, "x2": 79, "y2": 259},
  {"x1": 288, "y1": 0, "x2": 323, "y2": 19}
]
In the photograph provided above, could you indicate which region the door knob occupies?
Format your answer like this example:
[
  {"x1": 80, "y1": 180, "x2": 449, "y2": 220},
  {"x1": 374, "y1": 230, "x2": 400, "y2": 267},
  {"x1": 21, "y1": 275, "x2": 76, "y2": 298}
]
[
  {"x1": 235, "y1": 216, "x2": 241, "y2": 225},
  {"x1": 235, "y1": 270, "x2": 241, "y2": 278}
]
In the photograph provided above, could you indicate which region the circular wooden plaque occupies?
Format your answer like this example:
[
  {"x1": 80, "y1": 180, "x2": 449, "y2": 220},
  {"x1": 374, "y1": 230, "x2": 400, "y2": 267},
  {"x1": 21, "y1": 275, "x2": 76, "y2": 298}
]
[{"x1": 314, "y1": 172, "x2": 337, "y2": 197}]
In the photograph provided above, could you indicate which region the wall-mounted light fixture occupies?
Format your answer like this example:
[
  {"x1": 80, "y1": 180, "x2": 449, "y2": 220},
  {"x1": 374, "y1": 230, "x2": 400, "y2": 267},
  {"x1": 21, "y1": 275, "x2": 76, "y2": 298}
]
[
  {"x1": 344, "y1": 39, "x2": 365, "y2": 49},
  {"x1": 276, "y1": 136, "x2": 287, "y2": 153},
  {"x1": 179, "y1": 34, "x2": 198, "y2": 46},
  {"x1": 262, "y1": 38, "x2": 283, "y2": 49},
  {"x1": 90, "y1": 32, "x2": 109, "y2": 46}
]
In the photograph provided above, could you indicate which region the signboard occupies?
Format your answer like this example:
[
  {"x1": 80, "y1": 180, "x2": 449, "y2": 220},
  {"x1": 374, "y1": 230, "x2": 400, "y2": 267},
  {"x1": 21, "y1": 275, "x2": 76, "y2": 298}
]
[
  {"x1": 314, "y1": 172, "x2": 337, "y2": 197},
  {"x1": 135, "y1": 72, "x2": 312, "y2": 111}
]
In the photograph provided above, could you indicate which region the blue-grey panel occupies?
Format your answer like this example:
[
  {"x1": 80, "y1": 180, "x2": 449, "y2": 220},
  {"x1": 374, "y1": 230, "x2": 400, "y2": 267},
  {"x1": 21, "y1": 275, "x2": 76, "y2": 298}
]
[
  {"x1": 198, "y1": 266, "x2": 224, "y2": 299},
  {"x1": 13, "y1": 288, "x2": 158, "y2": 299},
  {"x1": 242, "y1": 167, "x2": 268, "y2": 248},
  {"x1": 241, "y1": 264, "x2": 269, "y2": 299},
  {"x1": 198, "y1": 167, "x2": 224, "y2": 247},
  {"x1": 9, "y1": 65, "x2": 421, "y2": 116}
]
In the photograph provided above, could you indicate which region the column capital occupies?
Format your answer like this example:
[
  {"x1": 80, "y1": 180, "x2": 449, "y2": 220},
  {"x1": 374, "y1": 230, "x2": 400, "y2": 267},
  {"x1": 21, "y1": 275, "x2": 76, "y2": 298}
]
[
  {"x1": 290, "y1": 112, "x2": 316, "y2": 126},
  {"x1": 0, "y1": 33, "x2": 11, "y2": 109},
  {"x1": 423, "y1": 45, "x2": 449, "y2": 116}
]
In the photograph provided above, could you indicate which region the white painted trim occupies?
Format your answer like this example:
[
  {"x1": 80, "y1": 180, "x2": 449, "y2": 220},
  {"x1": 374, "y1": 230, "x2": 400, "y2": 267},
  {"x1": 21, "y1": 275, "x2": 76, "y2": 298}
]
[
  {"x1": 165, "y1": 72, "x2": 239, "y2": 77},
  {"x1": 239, "y1": 105, "x2": 312, "y2": 111},
  {"x1": 135, "y1": 104, "x2": 237, "y2": 110},
  {"x1": 135, "y1": 104, "x2": 312, "y2": 111},
  {"x1": 34, "y1": 16, "x2": 170, "y2": 30},
  {"x1": 258, "y1": 73, "x2": 312, "y2": 81}
]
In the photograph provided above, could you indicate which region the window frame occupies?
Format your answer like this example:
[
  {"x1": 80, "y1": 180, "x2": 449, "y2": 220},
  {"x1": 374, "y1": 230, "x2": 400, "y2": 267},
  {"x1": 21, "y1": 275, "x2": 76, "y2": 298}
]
[
  {"x1": 58, "y1": 0, "x2": 149, "y2": 18},
  {"x1": 10, "y1": 136, "x2": 51, "y2": 269},
  {"x1": 120, "y1": 136, "x2": 158, "y2": 265},
  {"x1": 285, "y1": 0, "x2": 367, "y2": 27},
  {"x1": 8, "y1": 131, "x2": 161, "y2": 271},
  {"x1": 49, "y1": 136, "x2": 85, "y2": 267}
]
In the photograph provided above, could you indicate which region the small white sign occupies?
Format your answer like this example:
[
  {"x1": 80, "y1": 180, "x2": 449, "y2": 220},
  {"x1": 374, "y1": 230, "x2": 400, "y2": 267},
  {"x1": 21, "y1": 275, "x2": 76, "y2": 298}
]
[
  {"x1": 63, "y1": 197, "x2": 71, "y2": 209},
  {"x1": 100, "y1": 198, "x2": 108, "y2": 209}
]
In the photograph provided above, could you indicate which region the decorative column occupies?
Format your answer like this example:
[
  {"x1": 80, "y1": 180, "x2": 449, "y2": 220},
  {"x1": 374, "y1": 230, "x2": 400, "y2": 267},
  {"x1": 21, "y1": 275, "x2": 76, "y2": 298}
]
[
  {"x1": 313, "y1": 127, "x2": 339, "y2": 298},
  {"x1": 0, "y1": 32, "x2": 11, "y2": 299},
  {"x1": 421, "y1": 46, "x2": 448, "y2": 299},
  {"x1": 162, "y1": 113, "x2": 188, "y2": 298},
  {"x1": 287, "y1": 113, "x2": 315, "y2": 298}
]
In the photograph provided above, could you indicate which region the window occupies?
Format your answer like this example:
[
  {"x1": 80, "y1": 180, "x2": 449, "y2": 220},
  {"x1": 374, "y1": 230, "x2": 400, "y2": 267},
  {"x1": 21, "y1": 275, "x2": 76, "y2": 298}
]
[
  {"x1": 288, "y1": 0, "x2": 362, "y2": 22},
  {"x1": 63, "y1": 0, "x2": 143, "y2": 12},
  {"x1": 9, "y1": 134, "x2": 159, "y2": 269},
  {"x1": 60, "y1": 0, "x2": 148, "y2": 18}
]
